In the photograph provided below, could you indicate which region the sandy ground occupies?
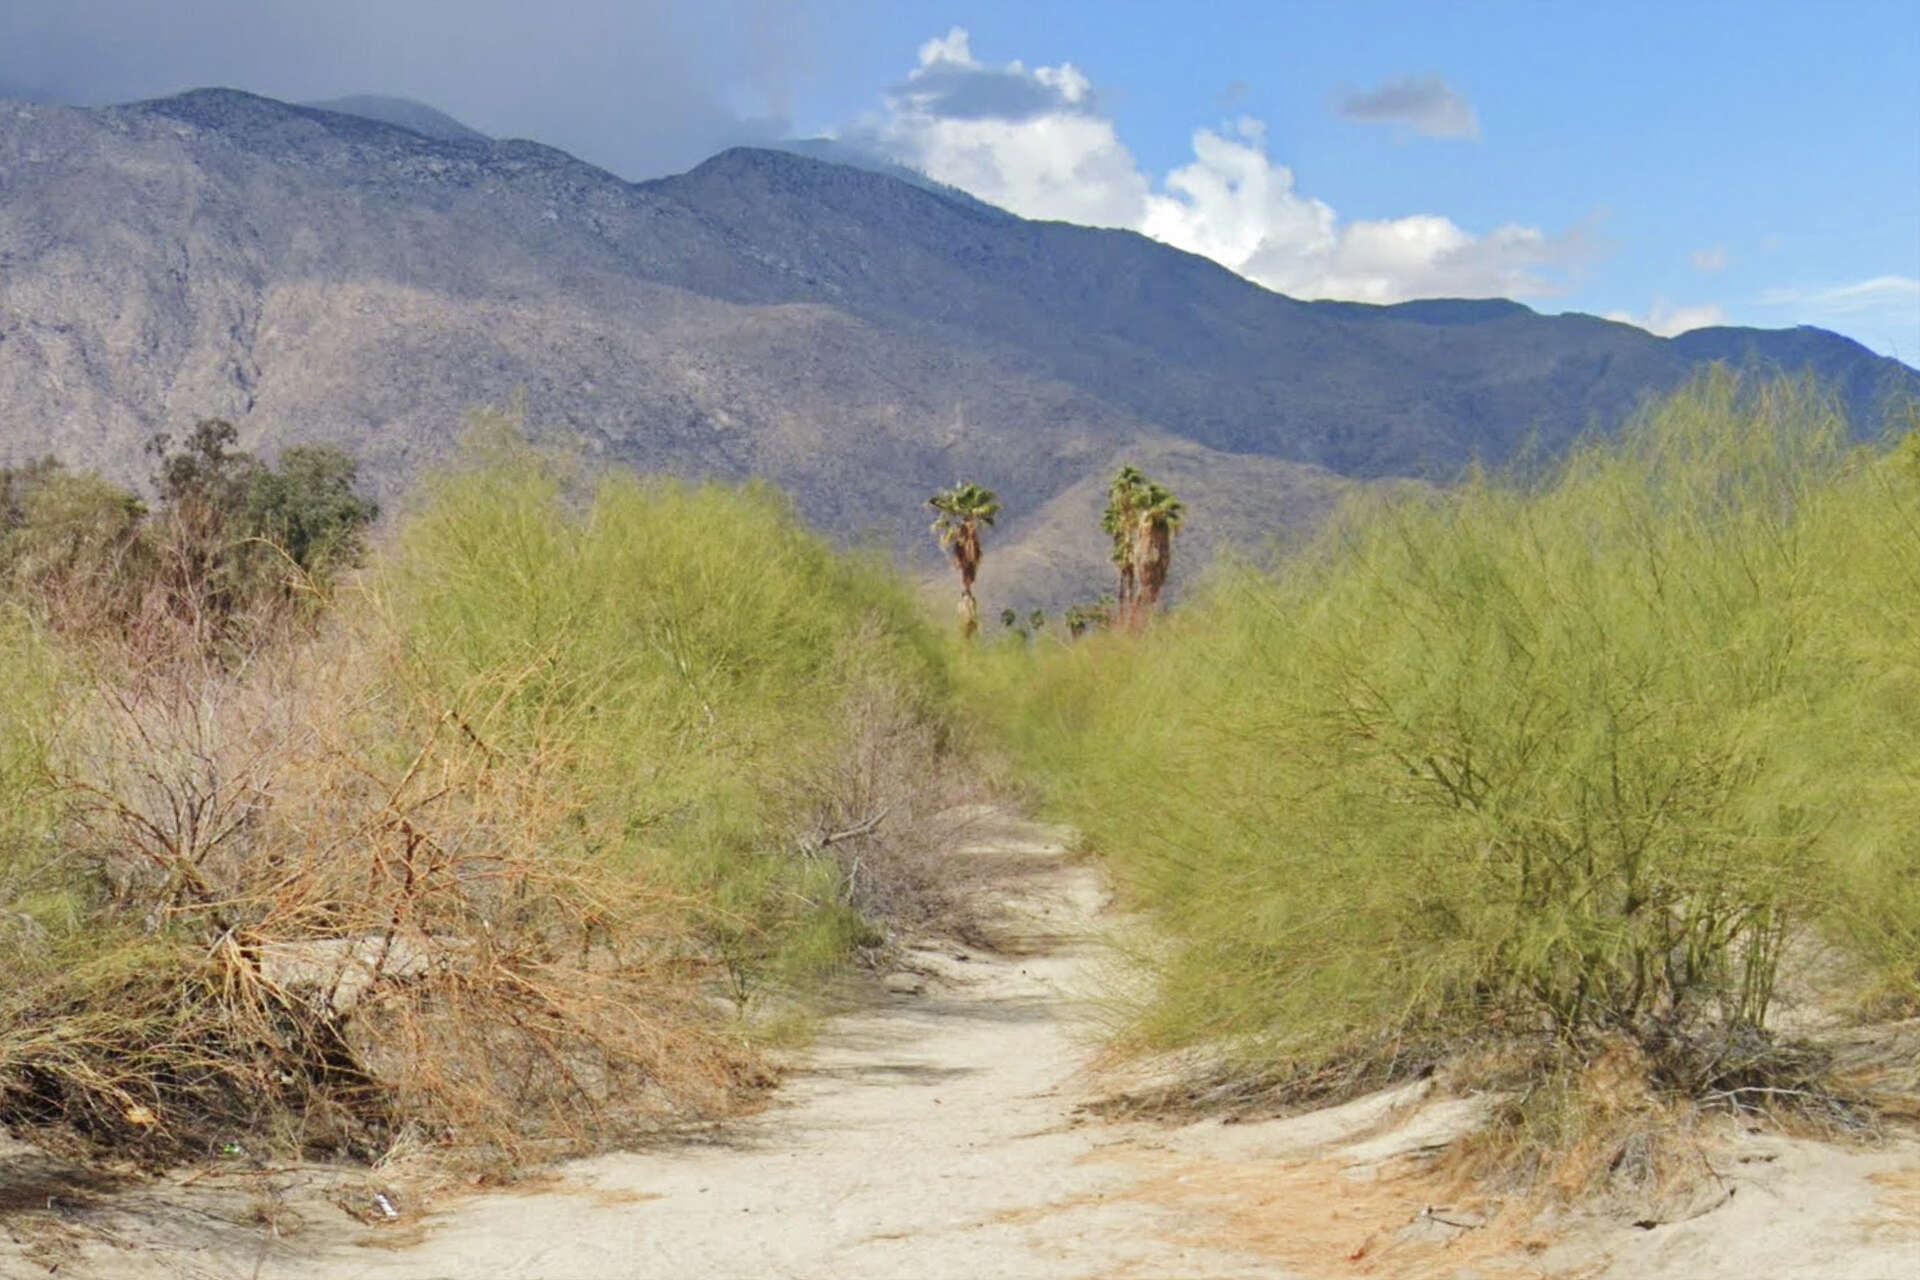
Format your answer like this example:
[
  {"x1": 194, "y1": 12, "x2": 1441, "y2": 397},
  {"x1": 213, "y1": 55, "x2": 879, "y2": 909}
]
[{"x1": 6, "y1": 810, "x2": 1920, "y2": 1279}]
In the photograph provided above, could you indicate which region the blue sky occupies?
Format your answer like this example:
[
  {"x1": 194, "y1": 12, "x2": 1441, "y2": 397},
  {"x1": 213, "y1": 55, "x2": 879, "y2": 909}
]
[
  {"x1": 790, "y1": 1, "x2": 1919, "y2": 360},
  {"x1": 4, "y1": 0, "x2": 1915, "y2": 359}
]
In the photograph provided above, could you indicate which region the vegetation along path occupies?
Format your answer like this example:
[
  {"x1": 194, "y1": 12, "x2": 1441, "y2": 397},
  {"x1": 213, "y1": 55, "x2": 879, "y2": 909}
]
[{"x1": 10, "y1": 808, "x2": 1920, "y2": 1279}]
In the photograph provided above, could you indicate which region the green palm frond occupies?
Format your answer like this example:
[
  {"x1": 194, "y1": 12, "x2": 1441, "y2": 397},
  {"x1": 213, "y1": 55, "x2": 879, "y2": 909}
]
[
  {"x1": 928, "y1": 482, "x2": 1002, "y2": 543},
  {"x1": 1138, "y1": 482, "x2": 1185, "y2": 532}
]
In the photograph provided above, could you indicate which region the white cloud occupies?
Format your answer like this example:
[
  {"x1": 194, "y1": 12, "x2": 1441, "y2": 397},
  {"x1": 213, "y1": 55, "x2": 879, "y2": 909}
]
[
  {"x1": 1759, "y1": 275, "x2": 1920, "y2": 313},
  {"x1": 1691, "y1": 245, "x2": 1729, "y2": 273},
  {"x1": 917, "y1": 27, "x2": 972, "y2": 69},
  {"x1": 1335, "y1": 75, "x2": 1481, "y2": 141},
  {"x1": 849, "y1": 30, "x2": 1584, "y2": 305},
  {"x1": 1604, "y1": 301, "x2": 1728, "y2": 337},
  {"x1": 1756, "y1": 276, "x2": 1920, "y2": 359}
]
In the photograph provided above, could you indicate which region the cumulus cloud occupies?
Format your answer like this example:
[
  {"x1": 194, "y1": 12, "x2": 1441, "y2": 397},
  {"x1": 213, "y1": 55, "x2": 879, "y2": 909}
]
[
  {"x1": 1604, "y1": 301, "x2": 1729, "y2": 337},
  {"x1": 887, "y1": 27, "x2": 1096, "y2": 123},
  {"x1": 1335, "y1": 75, "x2": 1480, "y2": 141},
  {"x1": 850, "y1": 27, "x2": 1147, "y2": 227},
  {"x1": 848, "y1": 30, "x2": 1582, "y2": 304},
  {"x1": 1691, "y1": 245, "x2": 1730, "y2": 273}
]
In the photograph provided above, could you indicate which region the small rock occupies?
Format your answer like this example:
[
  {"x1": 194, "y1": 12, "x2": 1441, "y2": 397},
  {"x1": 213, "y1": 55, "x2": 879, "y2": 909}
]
[{"x1": 883, "y1": 972, "x2": 925, "y2": 996}]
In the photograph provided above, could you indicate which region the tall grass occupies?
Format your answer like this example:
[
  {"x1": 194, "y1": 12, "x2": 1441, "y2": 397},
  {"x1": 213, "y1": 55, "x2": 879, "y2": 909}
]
[{"x1": 986, "y1": 372, "x2": 1920, "y2": 1105}]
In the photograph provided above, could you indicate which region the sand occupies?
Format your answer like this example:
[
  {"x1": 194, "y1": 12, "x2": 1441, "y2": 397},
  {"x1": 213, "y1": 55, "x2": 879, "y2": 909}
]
[{"x1": 5, "y1": 809, "x2": 1919, "y2": 1279}]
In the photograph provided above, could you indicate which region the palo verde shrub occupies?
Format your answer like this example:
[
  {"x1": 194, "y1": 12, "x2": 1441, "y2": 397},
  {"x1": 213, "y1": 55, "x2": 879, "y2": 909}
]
[{"x1": 991, "y1": 373, "x2": 1912, "y2": 1107}]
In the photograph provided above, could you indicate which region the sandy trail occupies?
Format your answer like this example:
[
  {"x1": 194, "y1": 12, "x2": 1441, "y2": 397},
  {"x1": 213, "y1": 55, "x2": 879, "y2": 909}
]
[
  {"x1": 275, "y1": 811, "x2": 1280, "y2": 1280},
  {"x1": 7, "y1": 809, "x2": 1920, "y2": 1279}
]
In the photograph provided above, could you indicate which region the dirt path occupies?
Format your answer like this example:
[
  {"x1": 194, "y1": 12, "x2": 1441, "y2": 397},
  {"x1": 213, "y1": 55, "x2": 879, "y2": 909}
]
[
  {"x1": 8, "y1": 809, "x2": 1920, "y2": 1279},
  {"x1": 272, "y1": 810, "x2": 1282, "y2": 1280}
]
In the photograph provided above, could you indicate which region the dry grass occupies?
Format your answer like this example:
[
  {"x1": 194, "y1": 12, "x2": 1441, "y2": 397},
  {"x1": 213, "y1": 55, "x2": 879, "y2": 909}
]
[
  {"x1": 0, "y1": 446, "x2": 972, "y2": 1172},
  {"x1": 1, "y1": 634, "x2": 769, "y2": 1167}
]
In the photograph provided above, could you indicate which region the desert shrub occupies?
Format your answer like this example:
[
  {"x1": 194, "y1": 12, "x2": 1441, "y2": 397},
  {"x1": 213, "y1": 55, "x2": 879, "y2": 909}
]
[
  {"x1": 375, "y1": 430, "x2": 952, "y2": 991},
  {"x1": 1793, "y1": 412, "x2": 1920, "y2": 1004},
  {"x1": 0, "y1": 463, "x2": 150, "y2": 631},
  {"x1": 0, "y1": 610, "x2": 66, "y2": 912},
  {"x1": 143, "y1": 420, "x2": 378, "y2": 648},
  {"x1": 990, "y1": 373, "x2": 1898, "y2": 1104},
  {"x1": 2, "y1": 425, "x2": 376, "y2": 653},
  {"x1": 0, "y1": 430, "x2": 962, "y2": 1166}
]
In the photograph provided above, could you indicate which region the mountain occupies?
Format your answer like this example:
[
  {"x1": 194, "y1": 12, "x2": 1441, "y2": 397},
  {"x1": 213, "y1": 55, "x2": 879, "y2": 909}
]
[
  {"x1": 773, "y1": 137, "x2": 1011, "y2": 218},
  {"x1": 1, "y1": 88, "x2": 1913, "y2": 612},
  {"x1": 299, "y1": 96, "x2": 491, "y2": 145}
]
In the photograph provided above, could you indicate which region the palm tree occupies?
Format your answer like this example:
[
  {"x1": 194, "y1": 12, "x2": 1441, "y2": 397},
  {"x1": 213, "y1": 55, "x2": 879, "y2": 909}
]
[
  {"x1": 929, "y1": 482, "x2": 1002, "y2": 639},
  {"x1": 1103, "y1": 465, "x2": 1148, "y2": 624},
  {"x1": 1131, "y1": 481, "x2": 1185, "y2": 620}
]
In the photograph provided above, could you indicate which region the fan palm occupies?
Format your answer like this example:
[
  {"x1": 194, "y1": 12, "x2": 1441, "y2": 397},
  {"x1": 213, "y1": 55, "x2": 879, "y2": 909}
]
[
  {"x1": 1132, "y1": 481, "x2": 1185, "y2": 620},
  {"x1": 1102, "y1": 465, "x2": 1148, "y2": 625},
  {"x1": 929, "y1": 482, "x2": 1002, "y2": 639}
]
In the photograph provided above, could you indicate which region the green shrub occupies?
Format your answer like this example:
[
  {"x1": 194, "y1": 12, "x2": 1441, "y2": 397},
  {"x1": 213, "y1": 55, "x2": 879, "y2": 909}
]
[
  {"x1": 0, "y1": 464, "x2": 149, "y2": 629},
  {"x1": 374, "y1": 429, "x2": 950, "y2": 990},
  {"x1": 0, "y1": 426, "x2": 962, "y2": 1163},
  {"x1": 992, "y1": 372, "x2": 1906, "y2": 1095}
]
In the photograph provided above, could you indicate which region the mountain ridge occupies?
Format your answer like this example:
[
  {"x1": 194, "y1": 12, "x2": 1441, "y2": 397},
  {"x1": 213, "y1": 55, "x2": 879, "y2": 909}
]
[
  {"x1": 1, "y1": 88, "x2": 1913, "y2": 610},
  {"x1": 300, "y1": 95, "x2": 491, "y2": 145}
]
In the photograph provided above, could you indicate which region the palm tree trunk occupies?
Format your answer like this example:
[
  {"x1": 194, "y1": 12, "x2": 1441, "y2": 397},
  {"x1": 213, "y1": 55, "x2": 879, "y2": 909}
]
[{"x1": 1136, "y1": 523, "x2": 1171, "y2": 620}]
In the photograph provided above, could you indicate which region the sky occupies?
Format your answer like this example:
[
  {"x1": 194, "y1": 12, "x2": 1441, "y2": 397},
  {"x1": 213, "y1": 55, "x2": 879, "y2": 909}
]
[{"x1": 2, "y1": 1, "x2": 1915, "y2": 361}]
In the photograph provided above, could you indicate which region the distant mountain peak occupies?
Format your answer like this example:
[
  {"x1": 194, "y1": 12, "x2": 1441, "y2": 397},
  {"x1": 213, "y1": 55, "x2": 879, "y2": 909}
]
[
  {"x1": 117, "y1": 87, "x2": 494, "y2": 155},
  {"x1": 773, "y1": 138, "x2": 1015, "y2": 218},
  {"x1": 655, "y1": 144, "x2": 1021, "y2": 232},
  {"x1": 302, "y1": 95, "x2": 490, "y2": 144}
]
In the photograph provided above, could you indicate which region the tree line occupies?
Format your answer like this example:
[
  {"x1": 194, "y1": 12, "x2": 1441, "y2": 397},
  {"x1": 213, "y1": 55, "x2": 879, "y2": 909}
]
[
  {"x1": 0, "y1": 418, "x2": 377, "y2": 652},
  {"x1": 8, "y1": 415, "x2": 1168, "y2": 650},
  {"x1": 930, "y1": 465, "x2": 1184, "y2": 639}
]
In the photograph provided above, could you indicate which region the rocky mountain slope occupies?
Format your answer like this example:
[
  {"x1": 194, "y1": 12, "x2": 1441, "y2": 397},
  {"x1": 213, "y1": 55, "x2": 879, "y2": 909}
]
[{"x1": 1, "y1": 88, "x2": 1913, "y2": 610}]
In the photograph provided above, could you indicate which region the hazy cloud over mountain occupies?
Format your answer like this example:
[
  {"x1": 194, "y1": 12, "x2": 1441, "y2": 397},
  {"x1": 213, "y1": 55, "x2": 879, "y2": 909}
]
[
  {"x1": 0, "y1": 0, "x2": 816, "y2": 178},
  {"x1": 1335, "y1": 75, "x2": 1480, "y2": 141}
]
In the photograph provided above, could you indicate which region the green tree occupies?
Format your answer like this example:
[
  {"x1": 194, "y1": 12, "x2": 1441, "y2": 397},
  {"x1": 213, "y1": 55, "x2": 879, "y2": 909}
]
[
  {"x1": 246, "y1": 445, "x2": 379, "y2": 576},
  {"x1": 145, "y1": 422, "x2": 378, "y2": 643},
  {"x1": 148, "y1": 418, "x2": 255, "y2": 513},
  {"x1": 929, "y1": 482, "x2": 1002, "y2": 640},
  {"x1": 146, "y1": 420, "x2": 260, "y2": 634}
]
